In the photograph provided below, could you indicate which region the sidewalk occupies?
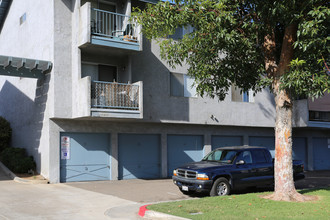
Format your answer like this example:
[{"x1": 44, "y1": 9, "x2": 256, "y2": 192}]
[
  {"x1": 0, "y1": 163, "x2": 186, "y2": 219},
  {"x1": 0, "y1": 165, "x2": 140, "y2": 219}
]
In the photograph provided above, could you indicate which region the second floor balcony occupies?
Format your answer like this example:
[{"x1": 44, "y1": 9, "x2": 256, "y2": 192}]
[
  {"x1": 79, "y1": 2, "x2": 142, "y2": 51},
  {"x1": 92, "y1": 81, "x2": 139, "y2": 110},
  {"x1": 90, "y1": 81, "x2": 143, "y2": 119},
  {"x1": 73, "y1": 76, "x2": 143, "y2": 119}
]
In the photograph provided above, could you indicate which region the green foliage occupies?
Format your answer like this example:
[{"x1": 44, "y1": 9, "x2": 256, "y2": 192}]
[
  {"x1": 148, "y1": 188, "x2": 330, "y2": 219},
  {"x1": 0, "y1": 147, "x2": 36, "y2": 173},
  {"x1": 281, "y1": 58, "x2": 329, "y2": 99},
  {"x1": 0, "y1": 116, "x2": 12, "y2": 152},
  {"x1": 282, "y1": 5, "x2": 330, "y2": 99},
  {"x1": 134, "y1": 0, "x2": 329, "y2": 100}
]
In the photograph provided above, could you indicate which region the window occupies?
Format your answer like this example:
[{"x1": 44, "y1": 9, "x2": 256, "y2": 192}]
[
  {"x1": 309, "y1": 111, "x2": 330, "y2": 122},
  {"x1": 170, "y1": 73, "x2": 197, "y2": 97},
  {"x1": 169, "y1": 26, "x2": 194, "y2": 40},
  {"x1": 20, "y1": 13, "x2": 26, "y2": 25},
  {"x1": 81, "y1": 64, "x2": 117, "y2": 82},
  {"x1": 236, "y1": 151, "x2": 253, "y2": 164},
  {"x1": 252, "y1": 150, "x2": 268, "y2": 164},
  {"x1": 231, "y1": 85, "x2": 254, "y2": 103},
  {"x1": 203, "y1": 150, "x2": 238, "y2": 164}
]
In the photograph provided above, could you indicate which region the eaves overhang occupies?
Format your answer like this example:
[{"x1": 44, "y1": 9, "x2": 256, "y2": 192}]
[
  {"x1": 0, "y1": 0, "x2": 12, "y2": 33},
  {"x1": 0, "y1": 55, "x2": 52, "y2": 79}
]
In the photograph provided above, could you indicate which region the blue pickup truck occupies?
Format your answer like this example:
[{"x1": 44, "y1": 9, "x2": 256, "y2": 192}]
[{"x1": 172, "y1": 146, "x2": 305, "y2": 196}]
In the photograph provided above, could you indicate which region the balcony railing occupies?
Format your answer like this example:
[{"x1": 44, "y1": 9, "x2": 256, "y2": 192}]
[
  {"x1": 91, "y1": 8, "x2": 138, "y2": 43},
  {"x1": 91, "y1": 81, "x2": 140, "y2": 110}
]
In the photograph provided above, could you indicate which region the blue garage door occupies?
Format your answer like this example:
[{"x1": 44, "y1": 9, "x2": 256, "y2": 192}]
[
  {"x1": 211, "y1": 136, "x2": 243, "y2": 150},
  {"x1": 313, "y1": 138, "x2": 330, "y2": 170},
  {"x1": 167, "y1": 135, "x2": 204, "y2": 177},
  {"x1": 60, "y1": 133, "x2": 110, "y2": 182},
  {"x1": 249, "y1": 136, "x2": 275, "y2": 158},
  {"x1": 292, "y1": 137, "x2": 307, "y2": 167},
  {"x1": 118, "y1": 134, "x2": 161, "y2": 179}
]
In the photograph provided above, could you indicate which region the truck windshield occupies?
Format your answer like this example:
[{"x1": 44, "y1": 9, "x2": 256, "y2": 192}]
[{"x1": 202, "y1": 149, "x2": 238, "y2": 164}]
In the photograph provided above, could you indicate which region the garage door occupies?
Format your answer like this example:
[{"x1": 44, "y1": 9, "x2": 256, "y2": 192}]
[
  {"x1": 313, "y1": 138, "x2": 330, "y2": 170},
  {"x1": 60, "y1": 133, "x2": 110, "y2": 182},
  {"x1": 292, "y1": 137, "x2": 307, "y2": 167},
  {"x1": 249, "y1": 136, "x2": 275, "y2": 158},
  {"x1": 118, "y1": 134, "x2": 161, "y2": 179},
  {"x1": 167, "y1": 135, "x2": 204, "y2": 177},
  {"x1": 212, "y1": 136, "x2": 243, "y2": 150}
]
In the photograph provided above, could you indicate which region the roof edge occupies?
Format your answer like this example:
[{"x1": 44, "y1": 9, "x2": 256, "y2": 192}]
[{"x1": 0, "y1": 0, "x2": 13, "y2": 34}]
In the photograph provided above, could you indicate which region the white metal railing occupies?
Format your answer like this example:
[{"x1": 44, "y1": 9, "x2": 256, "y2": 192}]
[
  {"x1": 91, "y1": 81, "x2": 140, "y2": 110},
  {"x1": 91, "y1": 8, "x2": 138, "y2": 43}
]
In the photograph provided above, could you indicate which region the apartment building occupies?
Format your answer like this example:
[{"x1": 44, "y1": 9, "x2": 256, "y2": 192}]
[{"x1": 0, "y1": 0, "x2": 329, "y2": 183}]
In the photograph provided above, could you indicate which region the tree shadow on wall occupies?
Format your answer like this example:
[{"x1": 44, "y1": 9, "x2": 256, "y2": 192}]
[{"x1": 0, "y1": 73, "x2": 51, "y2": 177}]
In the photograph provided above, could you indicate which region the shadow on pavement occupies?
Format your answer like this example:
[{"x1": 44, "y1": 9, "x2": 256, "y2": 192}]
[{"x1": 0, "y1": 167, "x2": 10, "y2": 181}]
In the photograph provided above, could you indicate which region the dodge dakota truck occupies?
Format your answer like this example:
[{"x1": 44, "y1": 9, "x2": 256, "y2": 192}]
[{"x1": 172, "y1": 146, "x2": 305, "y2": 196}]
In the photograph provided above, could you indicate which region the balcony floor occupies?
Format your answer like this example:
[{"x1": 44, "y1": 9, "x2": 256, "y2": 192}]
[
  {"x1": 91, "y1": 108, "x2": 141, "y2": 119},
  {"x1": 91, "y1": 35, "x2": 140, "y2": 51}
]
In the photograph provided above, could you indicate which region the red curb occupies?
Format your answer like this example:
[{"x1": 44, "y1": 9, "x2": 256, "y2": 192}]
[{"x1": 138, "y1": 204, "x2": 150, "y2": 217}]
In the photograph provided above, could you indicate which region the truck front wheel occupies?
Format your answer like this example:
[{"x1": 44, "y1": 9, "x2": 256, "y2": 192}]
[{"x1": 210, "y1": 178, "x2": 230, "y2": 196}]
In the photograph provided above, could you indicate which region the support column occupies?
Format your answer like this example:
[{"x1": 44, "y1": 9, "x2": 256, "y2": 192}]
[
  {"x1": 111, "y1": 132, "x2": 119, "y2": 180},
  {"x1": 204, "y1": 134, "x2": 212, "y2": 155},
  {"x1": 307, "y1": 136, "x2": 314, "y2": 171},
  {"x1": 243, "y1": 134, "x2": 249, "y2": 146},
  {"x1": 161, "y1": 133, "x2": 167, "y2": 178}
]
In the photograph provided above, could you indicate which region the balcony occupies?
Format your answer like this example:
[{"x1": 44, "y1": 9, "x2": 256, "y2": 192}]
[
  {"x1": 90, "y1": 81, "x2": 143, "y2": 118},
  {"x1": 78, "y1": 2, "x2": 142, "y2": 51}
]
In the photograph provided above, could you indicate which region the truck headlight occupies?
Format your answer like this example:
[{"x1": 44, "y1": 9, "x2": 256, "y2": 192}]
[
  {"x1": 197, "y1": 173, "x2": 209, "y2": 180},
  {"x1": 173, "y1": 169, "x2": 177, "y2": 176}
]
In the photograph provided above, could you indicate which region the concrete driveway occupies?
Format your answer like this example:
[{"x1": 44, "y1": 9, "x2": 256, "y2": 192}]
[
  {"x1": 65, "y1": 178, "x2": 191, "y2": 203},
  {"x1": 0, "y1": 168, "x2": 139, "y2": 220}
]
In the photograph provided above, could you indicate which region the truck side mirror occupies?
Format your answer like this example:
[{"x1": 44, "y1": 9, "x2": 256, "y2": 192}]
[{"x1": 236, "y1": 160, "x2": 245, "y2": 165}]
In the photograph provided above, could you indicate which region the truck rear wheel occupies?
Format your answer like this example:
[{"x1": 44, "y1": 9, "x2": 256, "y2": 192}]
[{"x1": 210, "y1": 178, "x2": 230, "y2": 196}]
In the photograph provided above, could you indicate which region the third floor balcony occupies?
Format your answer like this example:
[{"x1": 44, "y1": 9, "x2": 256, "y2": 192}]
[{"x1": 78, "y1": 2, "x2": 142, "y2": 52}]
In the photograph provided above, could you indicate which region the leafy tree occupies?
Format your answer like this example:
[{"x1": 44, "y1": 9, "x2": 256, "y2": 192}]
[
  {"x1": 134, "y1": 0, "x2": 329, "y2": 201},
  {"x1": 0, "y1": 116, "x2": 12, "y2": 152}
]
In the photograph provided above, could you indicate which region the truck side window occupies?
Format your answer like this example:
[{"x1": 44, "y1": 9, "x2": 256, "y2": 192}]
[
  {"x1": 252, "y1": 150, "x2": 268, "y2": 163},
  {"x1": 237, "y1": 151, "x2": 252, "y2": 164}
]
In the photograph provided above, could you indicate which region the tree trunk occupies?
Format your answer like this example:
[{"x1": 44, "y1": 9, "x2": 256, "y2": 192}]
[{"x1": 262, "y1": 23, "x2": 316, "y2": 202}]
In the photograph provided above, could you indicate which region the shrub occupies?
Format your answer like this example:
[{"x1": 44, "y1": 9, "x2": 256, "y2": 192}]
[
  {"x1": 0, "y1": 116, "x2": 12, "y2": 152},
  {"x1": 0, "y1": 147, "x2": 36, "y2": 173}
]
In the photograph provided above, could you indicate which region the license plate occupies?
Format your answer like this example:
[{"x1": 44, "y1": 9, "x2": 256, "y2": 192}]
[{"x1": 182, "y1": 186, "x2": 188, "y2": 191}]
